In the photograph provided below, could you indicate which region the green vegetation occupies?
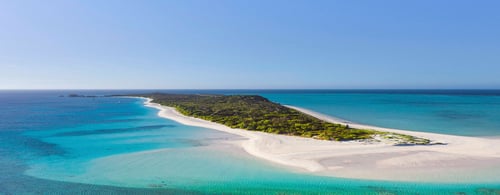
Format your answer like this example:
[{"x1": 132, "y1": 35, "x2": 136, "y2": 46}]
[
  {"x1": 134, "y1": 93, "x2": 430, "y2": 144},
  {"x1": 379, "y1": 132, "x2": 431, "y2": 145}
]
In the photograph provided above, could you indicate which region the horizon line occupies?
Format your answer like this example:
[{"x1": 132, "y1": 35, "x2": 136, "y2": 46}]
[{"x1": 1, "y1": 88, "x2": 500, "y2": 91}]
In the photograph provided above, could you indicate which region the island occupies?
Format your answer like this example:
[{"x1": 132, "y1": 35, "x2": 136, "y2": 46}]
[
  {"x1": 99, "y1": 93, "x2": 500, "y2": 183},
  {"x1": 129, "y1": 93, "x2": 431, "y2": 145}
]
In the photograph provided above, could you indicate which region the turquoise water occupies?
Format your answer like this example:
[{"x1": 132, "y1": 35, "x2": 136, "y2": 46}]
[
  {"x1": 261, "y1": 90, "x2": 500, "y2": 136},
  {"x1": 1, "y1": 90, "x2": 499, "y2": 194}
]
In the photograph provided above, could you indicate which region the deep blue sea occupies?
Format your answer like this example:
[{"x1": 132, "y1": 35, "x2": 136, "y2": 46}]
[{"x1": 1, "y1": 90, "x2": 499, "y2": 194}]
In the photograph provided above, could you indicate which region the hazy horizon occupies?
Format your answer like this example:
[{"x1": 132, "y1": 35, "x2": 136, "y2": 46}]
[{"x1": 2, "y1": 88, "x2": 500, "y2": 91}]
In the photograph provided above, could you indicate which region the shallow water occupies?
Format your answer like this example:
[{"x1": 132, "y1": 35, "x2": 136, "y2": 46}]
[
  {"x1": 260, "y1": 90, "x2": 500, "y2": 137},
  {"x1": 1, "y1": 90, "x2": 500, "y2": 194}
]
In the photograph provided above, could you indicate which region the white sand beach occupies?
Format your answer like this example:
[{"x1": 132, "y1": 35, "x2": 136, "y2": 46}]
[{"x1": 143, "y1": 98, "x2": 500, "y2": 183}]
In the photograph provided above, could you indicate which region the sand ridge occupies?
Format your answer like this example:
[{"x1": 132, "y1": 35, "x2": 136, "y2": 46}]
[{"x1": 143, "y1": 98, "x2": 500, "y2": 182}]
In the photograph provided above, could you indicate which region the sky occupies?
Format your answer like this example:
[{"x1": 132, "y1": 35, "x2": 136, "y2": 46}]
[{"x1": 0, "y1": 0, "x2": 499, "y2": 89}]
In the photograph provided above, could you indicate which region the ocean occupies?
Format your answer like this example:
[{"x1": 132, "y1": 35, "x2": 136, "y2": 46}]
[{"x1": 1, "y1": 90, "x2": 499, "y2": 194}]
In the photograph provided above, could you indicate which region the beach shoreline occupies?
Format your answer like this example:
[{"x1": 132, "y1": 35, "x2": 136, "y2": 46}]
[{"x1": 142, "y1": 97, "x2": 500, "y2": 183}]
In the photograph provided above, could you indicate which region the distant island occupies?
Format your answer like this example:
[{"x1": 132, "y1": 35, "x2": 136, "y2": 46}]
[
  {"x1": 64, "y1": 94, "x2": 108, "y2": 98},
  {"x1": 129, "y1": 93, "x2": 431, "y2": 145}
]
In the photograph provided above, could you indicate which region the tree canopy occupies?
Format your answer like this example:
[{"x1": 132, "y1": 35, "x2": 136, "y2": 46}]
[{"x1": 133, "y1": 93, "x2": 430, "y2": 144}]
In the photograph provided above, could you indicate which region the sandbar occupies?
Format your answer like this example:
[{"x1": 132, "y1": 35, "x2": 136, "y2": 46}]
[{"x1": 143, "y1": 98, "x2": 500, "y2": 183}]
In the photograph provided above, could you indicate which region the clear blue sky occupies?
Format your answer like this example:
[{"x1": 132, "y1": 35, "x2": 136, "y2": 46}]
[{"x1": 1, "y1": 0, "x2": 499, "y2": 89}]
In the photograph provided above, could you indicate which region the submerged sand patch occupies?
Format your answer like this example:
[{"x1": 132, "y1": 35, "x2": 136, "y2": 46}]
[{"x1": 143, "y1": 97, "x2": 500, "y2": 183}]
